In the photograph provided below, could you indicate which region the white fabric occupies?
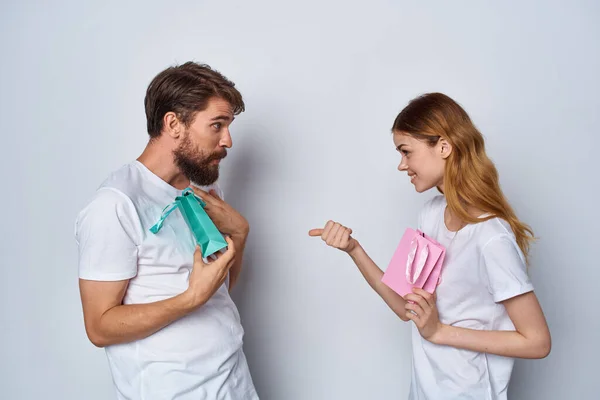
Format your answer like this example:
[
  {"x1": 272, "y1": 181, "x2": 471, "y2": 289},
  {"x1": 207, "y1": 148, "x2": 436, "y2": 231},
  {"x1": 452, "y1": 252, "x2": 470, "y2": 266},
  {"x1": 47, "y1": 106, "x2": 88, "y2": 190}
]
[
  {"x1": 75, "y1": 161, "x2": 258, "y2": 400},
  {"x1": 409, "y1": 195, "x2": 533, "y2": 400}
]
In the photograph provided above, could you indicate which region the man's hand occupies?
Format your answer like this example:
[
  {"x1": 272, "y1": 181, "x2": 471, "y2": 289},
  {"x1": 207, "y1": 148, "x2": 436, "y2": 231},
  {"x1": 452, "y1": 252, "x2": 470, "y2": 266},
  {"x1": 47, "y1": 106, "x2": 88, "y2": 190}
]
[
  {"x1": 185, "y1": 236, "x2": 236, "y2": 307},
  {"x1": 191, "y1": 187, "x2": 249, "y2": 238}
]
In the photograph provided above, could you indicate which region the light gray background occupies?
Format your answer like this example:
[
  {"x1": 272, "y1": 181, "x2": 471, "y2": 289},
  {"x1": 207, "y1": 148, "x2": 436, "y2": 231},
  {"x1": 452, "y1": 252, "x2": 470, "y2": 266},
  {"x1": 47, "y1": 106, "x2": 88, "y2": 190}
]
[{"x1": 1, "y1": 1, "x2": 598, "y2": 399}]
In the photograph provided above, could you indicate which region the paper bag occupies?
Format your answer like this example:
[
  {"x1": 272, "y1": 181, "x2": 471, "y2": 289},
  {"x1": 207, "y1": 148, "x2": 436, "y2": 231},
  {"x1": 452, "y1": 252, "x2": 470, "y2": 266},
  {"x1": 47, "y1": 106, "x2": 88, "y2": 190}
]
[
  {"x1": 149, "y1": 188, "x2": 228, "y2": 258},
  {"x1": 381, "y1": 228, "x2": 446, "y2": 297}
]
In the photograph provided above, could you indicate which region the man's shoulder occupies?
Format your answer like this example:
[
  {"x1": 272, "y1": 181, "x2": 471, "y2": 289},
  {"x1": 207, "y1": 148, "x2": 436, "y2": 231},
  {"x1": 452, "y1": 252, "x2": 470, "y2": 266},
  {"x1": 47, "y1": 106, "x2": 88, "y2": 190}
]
[
  {"x1": 98, "y1": 161, "x2": 144, "y2": 198},
  {"x1": 76, "y1": 162, "x2": 143, "y2": 224}
]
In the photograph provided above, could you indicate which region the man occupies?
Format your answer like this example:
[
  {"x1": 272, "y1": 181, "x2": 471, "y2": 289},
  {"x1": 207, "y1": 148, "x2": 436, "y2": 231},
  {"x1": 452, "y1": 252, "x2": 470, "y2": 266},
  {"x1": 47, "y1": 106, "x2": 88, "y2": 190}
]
[{"x1": 75, "y1": 62, "x2": 258, "y2": 399}]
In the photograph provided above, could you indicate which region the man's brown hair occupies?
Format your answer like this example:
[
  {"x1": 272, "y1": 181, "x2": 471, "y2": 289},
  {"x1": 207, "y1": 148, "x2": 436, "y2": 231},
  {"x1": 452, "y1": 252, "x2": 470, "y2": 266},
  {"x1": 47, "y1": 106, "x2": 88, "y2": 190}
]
[{"x1": 144, "y1": 62, "x2": 245, "y2": 138}]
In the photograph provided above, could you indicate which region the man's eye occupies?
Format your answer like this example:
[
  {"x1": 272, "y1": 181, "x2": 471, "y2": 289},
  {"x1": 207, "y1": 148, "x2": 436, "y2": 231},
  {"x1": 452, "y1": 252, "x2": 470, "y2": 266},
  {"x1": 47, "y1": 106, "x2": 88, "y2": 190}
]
[{"x1": 212, "y1": 123, "x2": 222, "y2": 130}]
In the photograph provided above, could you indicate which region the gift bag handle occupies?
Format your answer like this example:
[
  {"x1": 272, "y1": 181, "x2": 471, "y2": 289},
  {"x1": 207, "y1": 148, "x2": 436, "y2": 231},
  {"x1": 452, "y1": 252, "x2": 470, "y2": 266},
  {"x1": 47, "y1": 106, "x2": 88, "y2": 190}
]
[
  {"x1": 149, "y1": 188, "x2": 208, "y2": 234},
  {"x1": 149, "y1": 202, "x2": 179, "y2": 234},
  {"x1": 405, "y1": 236, "x2": 429, "y2": 284},
  {"x1": 182, "y1": 187, "x2": 206, "y2": 207}
]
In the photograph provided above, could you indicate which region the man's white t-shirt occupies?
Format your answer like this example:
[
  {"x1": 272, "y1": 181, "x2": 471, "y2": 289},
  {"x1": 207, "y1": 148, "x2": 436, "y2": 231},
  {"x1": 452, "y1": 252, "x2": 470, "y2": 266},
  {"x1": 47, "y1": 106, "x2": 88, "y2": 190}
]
[
  {"x1": 409, "y1": 196, "x2": 533, "y2": 400},
  {"x1": 75, "y1": 160, "x2": 258, "y2": 400}
]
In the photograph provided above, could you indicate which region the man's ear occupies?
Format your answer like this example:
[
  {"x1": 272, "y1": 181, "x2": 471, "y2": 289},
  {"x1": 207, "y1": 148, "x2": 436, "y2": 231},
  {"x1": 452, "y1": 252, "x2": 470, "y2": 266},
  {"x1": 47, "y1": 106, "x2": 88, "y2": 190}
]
[
  {"x1": 163, "y1": 112, "x2": 183, "y2": 139},
  {"x1": 439, "y1": 138, "x2": 453, "y2": 159}
]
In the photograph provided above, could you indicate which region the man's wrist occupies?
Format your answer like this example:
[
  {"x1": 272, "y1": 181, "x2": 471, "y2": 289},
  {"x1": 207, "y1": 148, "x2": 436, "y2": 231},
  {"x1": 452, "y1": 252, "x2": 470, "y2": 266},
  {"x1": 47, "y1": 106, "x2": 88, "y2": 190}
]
[{"x1": 180, "y1": 288, "x2": 207, "y2": 312}]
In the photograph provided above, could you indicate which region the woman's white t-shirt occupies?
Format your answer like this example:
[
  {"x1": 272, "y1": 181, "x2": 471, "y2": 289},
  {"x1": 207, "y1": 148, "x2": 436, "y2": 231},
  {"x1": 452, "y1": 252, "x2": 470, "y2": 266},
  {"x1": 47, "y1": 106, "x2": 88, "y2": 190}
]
[{"x1": 409, "y1": 196, "x2": 533, "y2": 400}]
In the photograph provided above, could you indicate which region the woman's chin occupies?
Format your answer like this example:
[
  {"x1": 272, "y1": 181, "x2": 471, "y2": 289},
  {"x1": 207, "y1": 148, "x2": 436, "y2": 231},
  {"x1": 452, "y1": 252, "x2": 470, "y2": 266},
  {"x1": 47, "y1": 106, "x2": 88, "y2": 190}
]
[{"x1": 413, "y1": 182, "x2": 435, "y2": 193}]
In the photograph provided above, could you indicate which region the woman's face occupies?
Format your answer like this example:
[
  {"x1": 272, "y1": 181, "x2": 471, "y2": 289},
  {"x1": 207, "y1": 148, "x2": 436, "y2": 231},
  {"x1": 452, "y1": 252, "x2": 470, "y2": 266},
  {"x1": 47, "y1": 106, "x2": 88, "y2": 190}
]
[{"x1": 393, "y1": 132, "x2": 450, "y2": 193}]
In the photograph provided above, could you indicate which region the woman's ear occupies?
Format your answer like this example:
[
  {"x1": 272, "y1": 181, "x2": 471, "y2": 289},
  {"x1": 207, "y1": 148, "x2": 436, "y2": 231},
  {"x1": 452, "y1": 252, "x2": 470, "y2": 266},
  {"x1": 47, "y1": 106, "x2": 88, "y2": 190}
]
[{"x1": 439, "y1": 138, "x2": 453, "y2": 159}]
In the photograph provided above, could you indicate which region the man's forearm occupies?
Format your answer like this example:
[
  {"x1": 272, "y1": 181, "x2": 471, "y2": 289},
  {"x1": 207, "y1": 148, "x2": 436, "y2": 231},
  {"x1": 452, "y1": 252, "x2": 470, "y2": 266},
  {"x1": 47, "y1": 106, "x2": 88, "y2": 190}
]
[
  {"x1": 88, "y1": 292, "x2": 196, "y2": 347},
  {"x1": 228, "y1": 233, "x2": 247, "y2": 290}
]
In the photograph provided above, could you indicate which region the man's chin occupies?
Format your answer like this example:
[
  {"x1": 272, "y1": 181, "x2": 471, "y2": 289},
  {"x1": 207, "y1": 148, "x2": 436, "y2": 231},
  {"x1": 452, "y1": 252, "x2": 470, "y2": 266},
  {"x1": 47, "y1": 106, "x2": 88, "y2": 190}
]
[{"x1": 189, "y1": 171, "x2": 219, "y2": 187}]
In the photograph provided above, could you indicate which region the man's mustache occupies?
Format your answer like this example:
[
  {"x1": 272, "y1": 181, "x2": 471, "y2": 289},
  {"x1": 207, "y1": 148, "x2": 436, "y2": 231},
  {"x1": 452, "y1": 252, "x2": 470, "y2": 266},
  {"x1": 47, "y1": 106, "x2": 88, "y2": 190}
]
[{"x1": 205, "y1": 150, "x2": 227, "y2": 163}]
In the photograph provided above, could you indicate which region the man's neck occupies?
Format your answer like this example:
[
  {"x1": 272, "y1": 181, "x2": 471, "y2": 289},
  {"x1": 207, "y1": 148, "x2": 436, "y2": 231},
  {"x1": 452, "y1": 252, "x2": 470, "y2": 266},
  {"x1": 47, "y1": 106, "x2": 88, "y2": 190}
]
[{"x1": 137, "y1": 140, "x2": 190, "y2": 190}]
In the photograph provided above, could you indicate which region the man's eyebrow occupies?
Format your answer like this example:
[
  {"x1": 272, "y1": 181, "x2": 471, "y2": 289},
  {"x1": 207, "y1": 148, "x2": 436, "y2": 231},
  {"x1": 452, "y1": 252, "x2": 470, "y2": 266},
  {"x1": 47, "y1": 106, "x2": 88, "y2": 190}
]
[{"x1": 210, "y1": 115, "x2": 234, "y2": 122}]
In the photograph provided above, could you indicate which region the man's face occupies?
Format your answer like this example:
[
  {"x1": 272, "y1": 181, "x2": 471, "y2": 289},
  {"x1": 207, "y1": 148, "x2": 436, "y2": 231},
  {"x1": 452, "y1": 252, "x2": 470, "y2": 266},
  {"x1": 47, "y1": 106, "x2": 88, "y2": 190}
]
[{"x1": 173, "y1": 97, "x2": 235, "y2": 186}]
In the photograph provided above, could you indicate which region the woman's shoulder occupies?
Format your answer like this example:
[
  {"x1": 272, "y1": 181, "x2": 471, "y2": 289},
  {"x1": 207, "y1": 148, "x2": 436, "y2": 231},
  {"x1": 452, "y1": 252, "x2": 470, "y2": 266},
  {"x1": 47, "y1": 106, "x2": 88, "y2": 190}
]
[{"x1": 472, "y1": 216, "x2": 518, "y2": 249}]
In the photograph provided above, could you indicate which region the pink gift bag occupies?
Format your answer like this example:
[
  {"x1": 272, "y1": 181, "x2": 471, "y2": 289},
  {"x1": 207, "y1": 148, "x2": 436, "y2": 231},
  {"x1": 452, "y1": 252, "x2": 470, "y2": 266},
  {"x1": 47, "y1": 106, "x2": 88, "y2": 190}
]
[{"x1": 381, "y1": 228, "x2": 446, "y2": 297}]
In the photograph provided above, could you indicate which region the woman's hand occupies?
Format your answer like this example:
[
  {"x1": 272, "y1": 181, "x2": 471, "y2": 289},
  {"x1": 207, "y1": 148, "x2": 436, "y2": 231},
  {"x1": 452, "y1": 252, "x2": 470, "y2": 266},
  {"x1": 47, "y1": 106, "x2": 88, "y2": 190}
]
[
  {"x1": 404, "y1": 288, "x2": 443, "y2": 342},
  {"x1": 309, "y1": 220, "x2": 358, "y2": 254}
]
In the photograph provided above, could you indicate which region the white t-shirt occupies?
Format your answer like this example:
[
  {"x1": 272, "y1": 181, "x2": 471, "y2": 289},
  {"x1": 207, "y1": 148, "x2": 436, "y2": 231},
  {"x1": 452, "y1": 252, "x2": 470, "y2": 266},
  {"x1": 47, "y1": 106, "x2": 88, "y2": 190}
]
[
  {"x1": 75, "y1": 160, "x2": 258, "y2": 400},
  {"x1": 409, "y1": 196, "x2": 533, "y2": 400}
]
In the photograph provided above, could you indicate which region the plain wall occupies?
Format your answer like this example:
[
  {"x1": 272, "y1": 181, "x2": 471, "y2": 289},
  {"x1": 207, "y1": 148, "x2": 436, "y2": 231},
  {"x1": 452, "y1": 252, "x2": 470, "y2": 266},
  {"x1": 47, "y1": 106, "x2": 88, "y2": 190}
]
[{"x1": 1, "y1": 1, "x2": 598, "y2": 399}]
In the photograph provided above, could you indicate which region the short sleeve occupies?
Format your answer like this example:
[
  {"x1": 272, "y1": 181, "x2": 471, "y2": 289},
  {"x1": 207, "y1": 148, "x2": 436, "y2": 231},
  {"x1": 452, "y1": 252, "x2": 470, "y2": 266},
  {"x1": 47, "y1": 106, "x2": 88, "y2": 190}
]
[
  {"x1": 75, "y1": 188, "x2": 140, "y2": 281},
  {"x1": 481, "y1": 234, "x2": 534, "y2": 303}
]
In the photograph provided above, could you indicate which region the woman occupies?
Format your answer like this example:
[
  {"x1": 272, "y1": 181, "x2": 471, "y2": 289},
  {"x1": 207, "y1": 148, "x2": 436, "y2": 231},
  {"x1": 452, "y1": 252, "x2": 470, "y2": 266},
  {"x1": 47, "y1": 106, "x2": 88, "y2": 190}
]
[{"x1": 309, "y1": 93, "x2": 551, "y2": 399}]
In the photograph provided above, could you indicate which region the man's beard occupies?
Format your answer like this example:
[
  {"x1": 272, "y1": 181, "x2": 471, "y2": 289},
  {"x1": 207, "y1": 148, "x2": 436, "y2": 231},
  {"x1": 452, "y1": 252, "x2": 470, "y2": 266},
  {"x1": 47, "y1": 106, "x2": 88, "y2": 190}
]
[{"x1": 173, "y1": 133, "x2": 227, "y2": 186}]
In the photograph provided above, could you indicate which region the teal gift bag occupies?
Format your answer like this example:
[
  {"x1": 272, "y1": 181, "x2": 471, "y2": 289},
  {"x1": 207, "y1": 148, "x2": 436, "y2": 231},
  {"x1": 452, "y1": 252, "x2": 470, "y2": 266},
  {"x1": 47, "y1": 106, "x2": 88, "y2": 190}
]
[{"x1": 150, "y1": 188, "x2": 228, "y2": 257}]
